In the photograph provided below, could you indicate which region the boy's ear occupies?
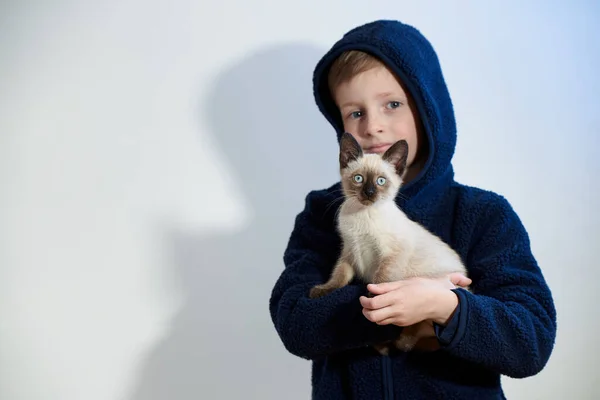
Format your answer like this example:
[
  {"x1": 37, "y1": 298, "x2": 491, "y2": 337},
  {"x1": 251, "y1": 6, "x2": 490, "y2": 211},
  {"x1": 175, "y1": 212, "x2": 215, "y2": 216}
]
[
  {"x1": 382, "y1": 140, "x2": 409, "y2": 177},
  {"x1": 339, "y1": 132, "x2": 363, "y2": 169}
]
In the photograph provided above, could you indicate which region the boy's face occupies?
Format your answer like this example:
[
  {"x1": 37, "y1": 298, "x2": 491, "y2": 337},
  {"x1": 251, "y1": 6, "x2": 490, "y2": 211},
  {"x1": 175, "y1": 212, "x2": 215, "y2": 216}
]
[{"x1": 333, "y1": 65, "x2": 422, "y2": 170}]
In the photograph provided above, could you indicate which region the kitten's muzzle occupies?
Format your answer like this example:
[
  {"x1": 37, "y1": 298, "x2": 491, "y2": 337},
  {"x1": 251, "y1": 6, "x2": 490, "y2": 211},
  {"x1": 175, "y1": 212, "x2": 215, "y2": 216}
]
[{"x1": 363, "y1": 184, "x2": 376, "y2": 199}]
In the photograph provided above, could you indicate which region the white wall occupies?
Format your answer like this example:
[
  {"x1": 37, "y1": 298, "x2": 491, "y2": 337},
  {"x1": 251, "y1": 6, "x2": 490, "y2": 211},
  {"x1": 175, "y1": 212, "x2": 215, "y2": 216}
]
[{"x1": 1, "y1": 1, "x2": 598, "y2": 399}]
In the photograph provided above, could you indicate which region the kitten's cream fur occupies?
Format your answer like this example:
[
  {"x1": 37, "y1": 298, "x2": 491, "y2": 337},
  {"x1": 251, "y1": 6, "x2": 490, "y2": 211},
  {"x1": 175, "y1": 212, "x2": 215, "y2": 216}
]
[{"x1": 309, "y1": 132, "x2": 468, "y2": 354}]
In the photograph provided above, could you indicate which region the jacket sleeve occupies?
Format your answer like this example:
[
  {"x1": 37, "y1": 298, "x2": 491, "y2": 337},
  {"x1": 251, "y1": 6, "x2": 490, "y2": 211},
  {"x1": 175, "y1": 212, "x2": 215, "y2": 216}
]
[
  {"x1": 437, "y1": 195, "x2": 557, "y2": 378},
  {"x1": 269, "y1": 191, "x2": 401, "y2": 360}
]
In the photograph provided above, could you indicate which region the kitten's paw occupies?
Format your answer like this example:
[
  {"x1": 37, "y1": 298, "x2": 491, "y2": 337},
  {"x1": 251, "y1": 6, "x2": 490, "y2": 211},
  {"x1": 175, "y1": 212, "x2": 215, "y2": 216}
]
[
  {"x1": 393, "y1": 337, "x2": 416, "y2": 352},
  {"x1": 373, "y1": 343, "x2": 391, "y2": 356},
  {"x1": 394, "y1": 334, "x2": 439, "y2": 352},
  {"x1": 309, "y1": 285, "x2": 333, "y2": 299}
]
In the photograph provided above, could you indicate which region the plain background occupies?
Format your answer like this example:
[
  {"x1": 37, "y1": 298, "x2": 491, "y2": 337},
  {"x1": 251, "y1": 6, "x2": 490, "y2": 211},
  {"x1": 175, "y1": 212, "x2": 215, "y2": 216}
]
[{"x1": 1, "y1": 1, "x2": 598, "y2": 399}]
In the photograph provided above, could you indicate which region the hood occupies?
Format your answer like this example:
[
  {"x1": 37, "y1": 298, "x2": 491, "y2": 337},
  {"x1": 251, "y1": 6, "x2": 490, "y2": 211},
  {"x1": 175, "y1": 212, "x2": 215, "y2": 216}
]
[{"x1": 312, "y1": 20, "x2": 457, "y2": 197}]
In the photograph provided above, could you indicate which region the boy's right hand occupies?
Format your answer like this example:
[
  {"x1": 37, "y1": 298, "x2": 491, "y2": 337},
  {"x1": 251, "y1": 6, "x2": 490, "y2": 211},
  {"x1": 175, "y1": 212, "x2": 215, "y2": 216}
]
[{"x1": 360, "y1": 273, "x2": 471, "y2": 328}]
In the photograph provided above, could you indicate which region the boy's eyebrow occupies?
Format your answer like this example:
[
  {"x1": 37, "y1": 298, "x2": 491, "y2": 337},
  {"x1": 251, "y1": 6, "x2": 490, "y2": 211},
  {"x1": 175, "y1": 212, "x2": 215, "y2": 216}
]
[
  {"x1": 340, "y1": 101, "x2": 358, "y2": 109},
  {"x1": 340, "y1": 92, "x2": 403, "y2": 108},
  {"x1": 377, "y1": 91, "x2": 407, "y2": 100}
]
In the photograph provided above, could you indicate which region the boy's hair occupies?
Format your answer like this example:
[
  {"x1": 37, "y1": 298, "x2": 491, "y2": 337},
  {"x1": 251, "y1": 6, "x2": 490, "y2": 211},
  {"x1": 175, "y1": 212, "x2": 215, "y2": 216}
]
[{"x1": 327, "y1": 50, "x2": 384, "y2": 93}]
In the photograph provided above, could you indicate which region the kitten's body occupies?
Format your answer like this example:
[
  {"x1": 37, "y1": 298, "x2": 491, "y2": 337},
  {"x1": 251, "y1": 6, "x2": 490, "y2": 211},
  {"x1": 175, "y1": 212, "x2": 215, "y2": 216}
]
[
  {"x1": 309, "y1": 133, "x2": 468, "y2": 353},
  {"x1": 338, "y1": 197, "x2": 465, "y2": 284}
]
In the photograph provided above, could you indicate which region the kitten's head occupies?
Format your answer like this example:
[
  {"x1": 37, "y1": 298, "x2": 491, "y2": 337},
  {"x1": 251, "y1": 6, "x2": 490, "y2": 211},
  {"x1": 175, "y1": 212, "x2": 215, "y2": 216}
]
[{"x1": 339, "y1": 132, "x2": 408, "y2": 206}]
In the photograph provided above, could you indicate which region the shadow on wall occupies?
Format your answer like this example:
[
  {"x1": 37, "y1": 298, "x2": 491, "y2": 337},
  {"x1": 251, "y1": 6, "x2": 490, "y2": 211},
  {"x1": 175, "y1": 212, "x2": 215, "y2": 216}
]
[{"x1": 128, "y1": 43, "x2": 340, "y2": 399}]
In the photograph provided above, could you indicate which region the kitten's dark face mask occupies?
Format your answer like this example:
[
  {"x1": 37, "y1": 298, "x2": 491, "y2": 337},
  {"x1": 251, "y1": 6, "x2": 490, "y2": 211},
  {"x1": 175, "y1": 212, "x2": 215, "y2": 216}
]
[{"x1": 347, "y1": 171, "x2": 388, "y2": 205}]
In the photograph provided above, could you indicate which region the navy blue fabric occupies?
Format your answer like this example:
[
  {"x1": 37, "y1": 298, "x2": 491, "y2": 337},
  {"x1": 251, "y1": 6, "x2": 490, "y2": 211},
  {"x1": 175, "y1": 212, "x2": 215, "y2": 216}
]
[
  {"x1": 433, "y1": 296, "x2": 461, "y2": 346},
  {"x1": 269, "y1": 19, "x2": 556, "y2": 399}
]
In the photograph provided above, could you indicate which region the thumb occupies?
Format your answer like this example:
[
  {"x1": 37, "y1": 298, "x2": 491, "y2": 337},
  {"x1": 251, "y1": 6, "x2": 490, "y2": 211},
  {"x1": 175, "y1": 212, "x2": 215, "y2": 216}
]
[{"x1": 448, "y1": 273, "x2": 472, "y2": 288}]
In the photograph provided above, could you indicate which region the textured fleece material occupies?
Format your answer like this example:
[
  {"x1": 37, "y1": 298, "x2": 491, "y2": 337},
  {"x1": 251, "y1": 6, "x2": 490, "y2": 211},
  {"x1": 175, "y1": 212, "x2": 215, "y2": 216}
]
[{"x1": 269, "y1": 19, "x2": 556, "y2": 399}]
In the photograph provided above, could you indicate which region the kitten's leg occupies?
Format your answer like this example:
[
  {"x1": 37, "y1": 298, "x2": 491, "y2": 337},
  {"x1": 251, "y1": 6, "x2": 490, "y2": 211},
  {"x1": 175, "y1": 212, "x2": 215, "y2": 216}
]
[
  {"x1": 393, "y1": 335, "x2": 418, "y2": 352},
  {"x1": 370, "y1": 256, "x2": 404, "y2": 355},
  {"x1": 372, "y1": 254, "x2": 405, "y2": 285},
  {"x1": 392, "y1": 324, "x2": 420, "y2": 352},
  {"x1": 309, "y1": 256, "x2": 355, "y2": 299},
  {"x1": 411, "y1": 336, "x2": 441, "y2": 352},
  {"x1": 373, "y1": 342, "x2": 393, "y2": 356},
  {"x1": 394, "y1": 321, "x2": 440, "y2": 352}
]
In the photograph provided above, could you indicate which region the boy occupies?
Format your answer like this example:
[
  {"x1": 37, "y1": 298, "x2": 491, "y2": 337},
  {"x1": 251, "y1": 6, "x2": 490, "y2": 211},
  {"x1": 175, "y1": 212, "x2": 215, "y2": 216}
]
[{"x1": 269, "y1": 20, "x2": 556, "y2": 399}]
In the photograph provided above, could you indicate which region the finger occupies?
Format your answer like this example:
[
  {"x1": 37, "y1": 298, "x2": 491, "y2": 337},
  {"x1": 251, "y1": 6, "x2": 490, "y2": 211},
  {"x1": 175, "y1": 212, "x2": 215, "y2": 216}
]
[
  {"x1": 377, "y1": 317, "x2": 397, "y2": 326},
  {"x1": 360, "y1": 292, "x2": 396, "y2": 310},
  {"x1": 377, "y1": 313, "x2": 413, "y2": 326},
  {"x1": 367, "y1": 281, "x2": 404, "y2": 295},
  {"x1": 448, "y1": 273, "x2": 472, "y2": 288},
  {"x1": 359, "y1": 296, "x2": 372, "y2": 309},
  {"x1": 362, "y1": 306, "x2": 395, "y2": 324},
  {"x1": 379, "y1": 315, "x2": 420, "y2": 327}
]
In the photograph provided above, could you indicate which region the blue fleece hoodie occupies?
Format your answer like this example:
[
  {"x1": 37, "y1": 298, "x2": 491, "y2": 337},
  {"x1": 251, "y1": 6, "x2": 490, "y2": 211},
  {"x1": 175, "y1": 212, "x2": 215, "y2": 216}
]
[{"x1": 269, "y1": 20, "x2": 556, "y2": 399}]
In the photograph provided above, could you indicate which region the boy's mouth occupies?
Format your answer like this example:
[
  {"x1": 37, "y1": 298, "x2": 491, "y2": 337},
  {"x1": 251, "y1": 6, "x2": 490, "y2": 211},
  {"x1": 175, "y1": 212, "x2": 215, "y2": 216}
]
[{"x1": 364, "y1": 143, "x2": 392, "y2": 154}]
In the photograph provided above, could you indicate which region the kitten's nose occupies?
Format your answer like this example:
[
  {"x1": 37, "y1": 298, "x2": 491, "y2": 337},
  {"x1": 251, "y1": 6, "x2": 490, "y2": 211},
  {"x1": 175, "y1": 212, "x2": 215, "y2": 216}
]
[{"x1": 363, "y1": 185, "x2": 376, "y2": 198}]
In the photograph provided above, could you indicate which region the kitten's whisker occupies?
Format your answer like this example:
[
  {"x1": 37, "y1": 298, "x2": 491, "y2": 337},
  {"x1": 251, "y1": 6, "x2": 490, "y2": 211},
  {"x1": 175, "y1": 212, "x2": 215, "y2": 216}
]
[
  {"x1": 333, "y1": 204, "x2": 343, "y2": 221},
  {"x1": 324, "y1": 196, "x2": 345, "y2": 216},
  {"x1": 396, "y1": 192, "x2": 409, "y2": 201}
]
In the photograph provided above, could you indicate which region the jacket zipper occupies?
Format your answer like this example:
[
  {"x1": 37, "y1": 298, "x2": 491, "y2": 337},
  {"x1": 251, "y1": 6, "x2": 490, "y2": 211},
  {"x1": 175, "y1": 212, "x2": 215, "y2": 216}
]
[{"x1": 381, "y1": 355, "x2": 394, "y2": 400}]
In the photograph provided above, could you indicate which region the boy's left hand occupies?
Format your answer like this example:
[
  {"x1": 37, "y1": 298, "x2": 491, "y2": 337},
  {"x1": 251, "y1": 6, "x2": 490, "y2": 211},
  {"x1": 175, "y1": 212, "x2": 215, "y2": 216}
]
[{"x1": 359, "y1": 274, "x2": 471, "y2": 327}]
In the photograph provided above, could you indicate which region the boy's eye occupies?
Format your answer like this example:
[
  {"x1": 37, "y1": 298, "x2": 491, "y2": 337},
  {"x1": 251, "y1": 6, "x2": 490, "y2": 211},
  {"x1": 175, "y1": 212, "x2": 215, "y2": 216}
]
[
  {"x1": 353, "y1": 174, "x2": 364, "y2": 183},
  {"x1": 387, "y1": 101, "x2": 401, "y2": 109},
  {"x1": 349, "y1": 111, "x2": 363, "y2": 119},
  {"x1": 376, "y1": 177, "x2": 386, "y2": 185}
]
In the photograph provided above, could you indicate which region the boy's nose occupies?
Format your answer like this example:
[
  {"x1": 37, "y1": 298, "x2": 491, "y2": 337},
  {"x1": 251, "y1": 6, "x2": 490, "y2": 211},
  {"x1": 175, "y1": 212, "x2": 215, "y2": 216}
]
[{"x1": 363, "y1": 115, "x2": 384, "y2": 136}]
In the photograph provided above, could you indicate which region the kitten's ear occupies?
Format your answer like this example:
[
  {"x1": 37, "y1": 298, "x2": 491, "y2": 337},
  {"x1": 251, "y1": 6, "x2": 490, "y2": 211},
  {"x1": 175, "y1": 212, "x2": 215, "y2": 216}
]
[
  {"x1": 339, "y1": 132, "x2": 363, "y2": 169},
  {"x1": 382, "y1": 140, "x2": 409, "y2": 177}
]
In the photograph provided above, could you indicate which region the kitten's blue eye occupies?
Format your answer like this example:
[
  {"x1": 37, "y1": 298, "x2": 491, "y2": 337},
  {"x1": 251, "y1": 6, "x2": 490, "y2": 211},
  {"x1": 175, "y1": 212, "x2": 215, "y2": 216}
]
[
  {"x1": 387, "y1": 101, "x2": 401, "y2": 109},
  {"x1": 376, "y1": 177, "x2": 386, "y2": 185},
  {"x1": 353, "y1": 174, "x2": 364, "y2": 183}
]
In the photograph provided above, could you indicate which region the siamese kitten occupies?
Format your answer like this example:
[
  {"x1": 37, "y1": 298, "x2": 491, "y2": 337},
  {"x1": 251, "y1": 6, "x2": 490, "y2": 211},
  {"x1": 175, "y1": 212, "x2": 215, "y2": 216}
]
[{"x1": 309, "y1": 132, "x2": 468, "y2": 354}]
